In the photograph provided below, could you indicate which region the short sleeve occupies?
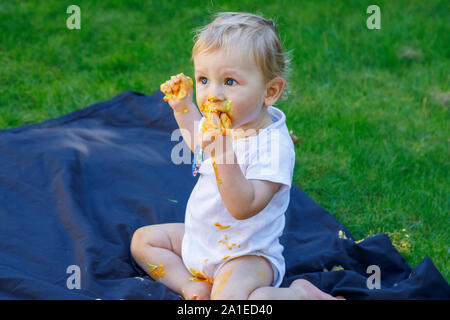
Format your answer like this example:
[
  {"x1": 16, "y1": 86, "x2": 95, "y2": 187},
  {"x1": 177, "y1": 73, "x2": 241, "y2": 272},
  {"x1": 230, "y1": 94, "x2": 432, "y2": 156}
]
[{"x1": 245, "y1": 128, "x2": 295, "y2": 188}]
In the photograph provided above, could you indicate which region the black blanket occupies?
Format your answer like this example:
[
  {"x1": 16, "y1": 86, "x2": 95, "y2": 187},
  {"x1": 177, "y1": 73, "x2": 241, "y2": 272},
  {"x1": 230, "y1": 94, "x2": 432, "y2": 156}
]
[{"x1": 0, "y1": 91, "x2": 448, "y2": 299}]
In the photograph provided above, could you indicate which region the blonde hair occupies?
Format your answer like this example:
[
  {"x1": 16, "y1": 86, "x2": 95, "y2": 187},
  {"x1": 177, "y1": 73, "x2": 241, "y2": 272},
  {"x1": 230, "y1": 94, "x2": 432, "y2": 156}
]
[{"x1": 192, "y1": 12, "x2": 291, "y2": 101}]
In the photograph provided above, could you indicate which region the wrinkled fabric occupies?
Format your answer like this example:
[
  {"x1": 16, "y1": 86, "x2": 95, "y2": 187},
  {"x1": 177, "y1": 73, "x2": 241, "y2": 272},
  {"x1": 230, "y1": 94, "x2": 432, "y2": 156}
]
[{"x1": 0, "y1": 90, "x2": 448, "y2": 299}]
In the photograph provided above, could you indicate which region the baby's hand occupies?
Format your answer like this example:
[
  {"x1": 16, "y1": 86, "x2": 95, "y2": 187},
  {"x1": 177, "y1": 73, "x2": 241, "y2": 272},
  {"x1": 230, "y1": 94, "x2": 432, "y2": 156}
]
[
  {"x1": 201, "y1": 128, "x2": 234, "y2": 163},
  {"x1": 160, "y1": 73, "x2": 194, "y2": 113}
]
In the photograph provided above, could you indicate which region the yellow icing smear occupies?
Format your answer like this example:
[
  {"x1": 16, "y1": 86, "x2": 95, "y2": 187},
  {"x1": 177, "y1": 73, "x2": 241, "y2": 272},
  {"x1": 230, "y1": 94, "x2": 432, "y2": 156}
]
[
  {"x1": 214, "y1": 222, "x2": 231, "y2": 230},
  {"x1": 160, "y1": 73, "x2": 193, "y2": 102},
  {"x1": 189, "y1": 268, "x2": 214, "y2": 285},
  {"x1": 211, "y1": 269, "x2": 233, "y2": 300},
  {"x1": 218, "y1": 234, "x2": 240, "y2": 251},
  {"x1": 146, "y1": 262, "x2": 165, "y2": 279},
  {"x1": 211, "y1": 158, "x2": 222, "y2": 184},
  {"x1": 199, "y1": 95, "x2": 233, "y2": 185},
  {"x1": 200, "y1": 96, "x2": 233, "y2": 136}
]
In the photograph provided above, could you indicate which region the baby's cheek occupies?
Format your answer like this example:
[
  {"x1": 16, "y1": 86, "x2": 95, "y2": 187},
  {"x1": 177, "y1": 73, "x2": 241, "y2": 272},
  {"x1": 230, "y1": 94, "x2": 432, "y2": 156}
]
[
  {"x1": 196, "y1": 98, "x2": 202, "y2": 110},
  {"x1": 195, "y1": 91, "x2": 205, "y2": 109},
  {"x1": 231, "y1": 102, "x2": 259, "y2": 126}
]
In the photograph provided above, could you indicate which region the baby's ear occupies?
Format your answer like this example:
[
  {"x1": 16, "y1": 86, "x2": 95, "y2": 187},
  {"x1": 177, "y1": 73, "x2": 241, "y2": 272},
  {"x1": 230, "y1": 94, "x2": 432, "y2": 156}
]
[{"x1": 264, "y1": 77, "x2": 285, "y2": 106}]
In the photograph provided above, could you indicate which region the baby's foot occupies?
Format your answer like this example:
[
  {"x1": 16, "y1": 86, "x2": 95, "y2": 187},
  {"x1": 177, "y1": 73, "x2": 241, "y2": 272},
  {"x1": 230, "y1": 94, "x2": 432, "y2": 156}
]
[
  {"x1": 181, "y1": 280, "x2": 213, "y2": 300},
  {"x1": 289, "y1": 279, "x2": 345, "y2": 300}
]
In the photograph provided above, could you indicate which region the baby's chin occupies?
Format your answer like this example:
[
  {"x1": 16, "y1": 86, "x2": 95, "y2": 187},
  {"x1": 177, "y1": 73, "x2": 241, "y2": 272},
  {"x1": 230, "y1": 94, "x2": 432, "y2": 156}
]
[
  {"x1": 229, "y1": 119, "x2": 244, "y2": 130},
  {"x1": 231, "y1": 116, "x2": 259, "y2": 130}
]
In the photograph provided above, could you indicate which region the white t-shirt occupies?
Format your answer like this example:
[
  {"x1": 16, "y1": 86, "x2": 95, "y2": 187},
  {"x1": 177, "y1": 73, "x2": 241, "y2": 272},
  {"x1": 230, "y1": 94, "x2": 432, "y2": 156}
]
[{"x1": 181, "y1": 106, "x2": 295, "y2": 287}]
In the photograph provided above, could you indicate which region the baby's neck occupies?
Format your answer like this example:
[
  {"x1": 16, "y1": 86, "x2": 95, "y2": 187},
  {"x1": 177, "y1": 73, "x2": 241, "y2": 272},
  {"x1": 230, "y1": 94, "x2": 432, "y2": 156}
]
[{"x1": 231, "y1": 107, "x2": 273, "y2": 140}]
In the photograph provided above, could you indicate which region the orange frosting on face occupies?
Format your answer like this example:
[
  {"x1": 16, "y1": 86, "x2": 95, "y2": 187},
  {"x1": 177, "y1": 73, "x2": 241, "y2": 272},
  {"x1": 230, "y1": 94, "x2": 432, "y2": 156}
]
[{"x1": 200, "y1": 95, "x2": 233, "y2": 136}]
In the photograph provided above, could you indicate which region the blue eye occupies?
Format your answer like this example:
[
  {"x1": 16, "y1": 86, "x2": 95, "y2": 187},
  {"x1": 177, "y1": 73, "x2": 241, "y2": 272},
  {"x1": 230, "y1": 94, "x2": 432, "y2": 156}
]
[
  {"x1": 225, "y1": 78, "x2": 236, "y2": 86},
  {"x1": 200, "y1": 77, "x2": 208, "y2": 85}
]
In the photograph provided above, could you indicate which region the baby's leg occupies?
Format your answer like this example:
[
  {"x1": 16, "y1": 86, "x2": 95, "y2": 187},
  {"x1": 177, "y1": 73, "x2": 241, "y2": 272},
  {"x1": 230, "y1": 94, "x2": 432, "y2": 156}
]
[
  {"x1": 130, "y1": 223, "x2": 212, "y2": 300},
  {"x1": 249, "y1": 279, "x2": 343, "y2": 300},
  {"x1": 210, "y1": 255, "x2": 274, "y2": 300},
  {"x1": 210, "y1": 255, "x2": 342, "y2": 300}
]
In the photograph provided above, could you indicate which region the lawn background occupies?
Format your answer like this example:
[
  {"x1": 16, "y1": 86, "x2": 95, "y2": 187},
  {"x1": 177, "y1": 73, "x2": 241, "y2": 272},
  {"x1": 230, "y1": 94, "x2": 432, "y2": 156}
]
[{"x1": 0, "y1": 1, "x2": 448, "y2": 282}]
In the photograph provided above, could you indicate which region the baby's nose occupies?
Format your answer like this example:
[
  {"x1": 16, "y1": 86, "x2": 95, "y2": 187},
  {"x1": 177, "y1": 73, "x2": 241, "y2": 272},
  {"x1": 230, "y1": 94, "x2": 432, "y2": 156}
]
[{"x1": 209, "y1": 85, "x2": 225, "y2": 101}]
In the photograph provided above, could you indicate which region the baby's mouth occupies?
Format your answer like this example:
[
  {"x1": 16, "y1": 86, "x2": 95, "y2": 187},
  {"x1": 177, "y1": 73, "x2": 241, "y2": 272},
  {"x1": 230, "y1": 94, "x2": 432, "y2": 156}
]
[
  {"x1": 200, "y1": 95, "x2": 233, "y2": 133},
  {"x1": 202, "y1": 95, "x2": 232, "y2": 114}
]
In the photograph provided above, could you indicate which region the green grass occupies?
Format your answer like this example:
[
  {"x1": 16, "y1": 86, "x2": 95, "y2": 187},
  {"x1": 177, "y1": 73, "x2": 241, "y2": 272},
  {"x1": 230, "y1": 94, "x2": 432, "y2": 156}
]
[{"x1": 0, "y1": 0, "x2": 448, "y2": 282}]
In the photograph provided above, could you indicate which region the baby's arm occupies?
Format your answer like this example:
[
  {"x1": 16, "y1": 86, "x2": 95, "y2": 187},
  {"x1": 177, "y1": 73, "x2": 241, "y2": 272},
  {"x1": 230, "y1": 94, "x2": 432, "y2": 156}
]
[
  {"x1": 172, "y1": 101, "x2": 202, "y2": 154},
  {"x1": 161, "y1": 73, "x2": 202, "y2": 153},
  {"x1": 213, "y1": 147, "x2": 280, "y2": 220}
]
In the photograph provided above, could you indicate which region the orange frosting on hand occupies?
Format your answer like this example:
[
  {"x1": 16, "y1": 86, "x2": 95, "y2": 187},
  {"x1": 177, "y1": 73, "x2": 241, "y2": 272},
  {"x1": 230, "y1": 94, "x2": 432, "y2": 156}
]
[
  {"x1": 160, "y1": 73, "x2": 193, "y2": 102},
  {"x1": 199, "y1": 95, "x2": 233, "y2": 185}
]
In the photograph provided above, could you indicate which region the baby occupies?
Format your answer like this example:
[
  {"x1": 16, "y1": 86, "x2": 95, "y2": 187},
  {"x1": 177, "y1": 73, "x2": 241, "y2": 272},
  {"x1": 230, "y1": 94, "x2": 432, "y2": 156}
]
[{"x1": 131, "y1": 12, "x2": 341, "y2": 300}]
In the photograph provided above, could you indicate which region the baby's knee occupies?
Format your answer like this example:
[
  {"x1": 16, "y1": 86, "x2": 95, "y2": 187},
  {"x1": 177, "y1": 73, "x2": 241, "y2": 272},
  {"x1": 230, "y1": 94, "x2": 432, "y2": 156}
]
[
  {"x1": 130, "y1": 227, "x2": 146, "y2": 259},
  {"x1": 247, "y1": 287, "x2": 272, "y2": 300},
  {"x1": 130, "y1": 226, "x2": 169, "y2": 258},
  {"x1": 211, "y1": 278, "x2": 253, "y2": 300},
  {"x1": 131, "y1": 227, "x2": 154, "y2": 254},
  {"x1": 211, "y1": 288, "x2": 249, "y2": 300}
]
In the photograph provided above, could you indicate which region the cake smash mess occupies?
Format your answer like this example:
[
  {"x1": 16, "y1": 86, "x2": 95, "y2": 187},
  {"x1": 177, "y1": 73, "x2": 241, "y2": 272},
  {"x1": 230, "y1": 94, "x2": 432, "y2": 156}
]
[{"x1": 131, "y1": 12, "x2": 344, "y2": 301}]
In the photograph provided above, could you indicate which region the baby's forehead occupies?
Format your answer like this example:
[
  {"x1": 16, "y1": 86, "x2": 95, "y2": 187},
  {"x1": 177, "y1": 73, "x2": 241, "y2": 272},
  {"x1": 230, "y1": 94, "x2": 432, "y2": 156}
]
[{"x1": 193, "y1": 46, "x2": 259, "y2": 74}]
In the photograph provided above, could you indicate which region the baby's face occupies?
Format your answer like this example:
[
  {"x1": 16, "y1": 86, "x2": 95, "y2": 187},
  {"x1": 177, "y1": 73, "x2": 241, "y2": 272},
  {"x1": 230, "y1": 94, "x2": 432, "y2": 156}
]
[{"x1": 194, "y1": 48, "x2": 267, "y2": 129}]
